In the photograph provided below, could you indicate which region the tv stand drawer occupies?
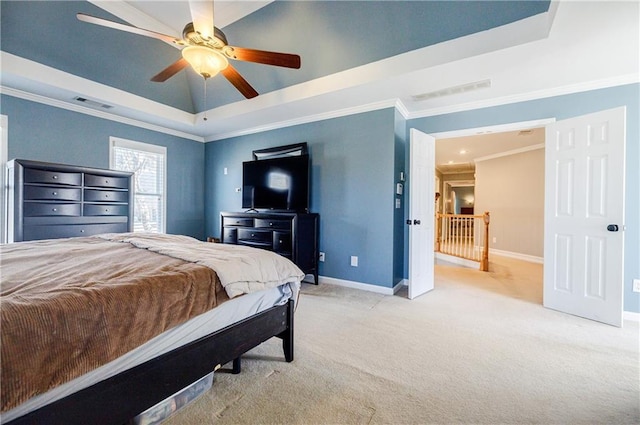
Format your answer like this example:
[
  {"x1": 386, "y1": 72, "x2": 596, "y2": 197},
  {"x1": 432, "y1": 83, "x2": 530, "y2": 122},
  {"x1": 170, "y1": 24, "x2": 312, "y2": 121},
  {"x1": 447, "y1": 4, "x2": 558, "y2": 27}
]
[
  {"x1": 237, "y1": 228, "x2": 272, "y2": 245},
  {"x1": 220, "y1": 211, "x2": 319, "y2": 284},
  {"x1": 223, "y1": 217, "x2": 253, "y2": 227},
  {"x1": 255, "y1": 219, "x2": 290, "y2": 230}
]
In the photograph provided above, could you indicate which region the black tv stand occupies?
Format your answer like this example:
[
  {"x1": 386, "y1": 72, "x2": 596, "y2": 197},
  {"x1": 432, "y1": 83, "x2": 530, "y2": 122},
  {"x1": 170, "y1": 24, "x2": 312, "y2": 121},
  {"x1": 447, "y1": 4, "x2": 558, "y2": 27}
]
[{"x1": 220, "y1": 211, "x2": 319, "y2": 284}]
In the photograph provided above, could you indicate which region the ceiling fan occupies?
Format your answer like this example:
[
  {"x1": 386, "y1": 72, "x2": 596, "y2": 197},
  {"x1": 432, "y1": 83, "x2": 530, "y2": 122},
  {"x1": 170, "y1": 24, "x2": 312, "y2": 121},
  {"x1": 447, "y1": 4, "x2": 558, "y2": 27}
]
[{"x1": 77, "y1": 1, "x2": 301, "y2": 100}]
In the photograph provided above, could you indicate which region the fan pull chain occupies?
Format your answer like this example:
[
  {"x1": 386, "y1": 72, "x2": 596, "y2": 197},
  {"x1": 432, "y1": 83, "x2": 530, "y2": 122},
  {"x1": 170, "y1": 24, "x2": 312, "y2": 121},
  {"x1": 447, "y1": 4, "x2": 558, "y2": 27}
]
[{"x1": 203, "y1": 78, "x2": 208, "y2": 121}]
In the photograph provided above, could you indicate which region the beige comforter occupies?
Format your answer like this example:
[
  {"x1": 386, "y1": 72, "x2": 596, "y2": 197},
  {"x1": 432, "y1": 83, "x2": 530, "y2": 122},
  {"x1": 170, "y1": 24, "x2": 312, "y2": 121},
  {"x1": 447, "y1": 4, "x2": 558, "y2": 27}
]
[
  {"x1": 96, "y1": 233, "x2": 305, "y2": 298},
  {"x1": 0, "y1": 234, "x2": 303, "y2": 412}
]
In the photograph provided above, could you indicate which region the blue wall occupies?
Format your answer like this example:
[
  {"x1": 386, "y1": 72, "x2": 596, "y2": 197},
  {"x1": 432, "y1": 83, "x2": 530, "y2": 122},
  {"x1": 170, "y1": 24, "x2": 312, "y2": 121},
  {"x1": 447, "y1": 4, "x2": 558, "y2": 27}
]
[
  {"x1": 393, "y1": 109, "x2": 407, "y2": 286},
  {"x1": 0, "y1": 95, "x2": 206, "y2": 239},
  {"x1": 3, "y1": 83, "x2": 637, "y2": 312},
  {"x1": 407, "y1": 83, "x2": 640, "y2": 313},
  {"x1": 205, "y1": 108, "x2": 398, "y2": 288}
]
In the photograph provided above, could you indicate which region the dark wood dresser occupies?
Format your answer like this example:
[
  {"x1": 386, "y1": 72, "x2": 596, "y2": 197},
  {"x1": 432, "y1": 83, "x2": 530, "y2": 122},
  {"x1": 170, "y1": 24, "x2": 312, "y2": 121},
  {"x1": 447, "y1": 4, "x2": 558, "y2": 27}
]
[
  {"x1": 6, "y1": 159, "x2": 133, "y2": 242},
  {"x1": 220, "y1": 211, "x2": 319, "y2": 284}
]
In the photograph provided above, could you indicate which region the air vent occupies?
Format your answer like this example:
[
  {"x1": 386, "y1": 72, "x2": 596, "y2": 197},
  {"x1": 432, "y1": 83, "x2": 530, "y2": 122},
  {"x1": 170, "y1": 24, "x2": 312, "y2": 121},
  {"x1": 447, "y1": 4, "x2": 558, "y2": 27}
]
[
  {"x1": 73, "y1": 97, "x2": 114, "y2": 110},
  {"x1": 412, "y1": 79, "x2": 491, "y2": 102}
]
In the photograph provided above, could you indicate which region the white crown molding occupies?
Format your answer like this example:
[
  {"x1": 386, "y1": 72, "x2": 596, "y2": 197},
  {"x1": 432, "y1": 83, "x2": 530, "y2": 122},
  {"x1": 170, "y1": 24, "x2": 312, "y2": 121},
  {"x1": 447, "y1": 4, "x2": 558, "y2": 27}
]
[
  {"x1": 408, "y1": 74, "x2": 640, "y2": 120},
  {"x1": 395, "y1": 99, "x2": 410, "y2": 120},
  {"x1": 0, "y1": 86, "x2": 204, "y2": 143},
  {"x1": 206, "y1": 98, "x2": 400, "y2": 142},
  {"x1": 207, "y1": 73, "x2": 638, "y2": 142},
  {"x1": 474, "y1": 143, "x2": 545, "y2": 163}
]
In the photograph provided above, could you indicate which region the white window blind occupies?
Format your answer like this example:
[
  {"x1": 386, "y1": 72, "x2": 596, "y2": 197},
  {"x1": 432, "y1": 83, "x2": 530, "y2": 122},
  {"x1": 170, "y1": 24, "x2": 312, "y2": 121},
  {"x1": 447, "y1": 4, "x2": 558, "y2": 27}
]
[{"x1": 110, "y1": 137, "x2": 166, "y2": 233}]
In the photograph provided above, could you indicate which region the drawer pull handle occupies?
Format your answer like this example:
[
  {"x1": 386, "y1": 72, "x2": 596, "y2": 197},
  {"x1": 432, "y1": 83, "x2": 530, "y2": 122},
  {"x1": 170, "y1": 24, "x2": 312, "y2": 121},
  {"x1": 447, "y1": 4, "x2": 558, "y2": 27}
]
[
  {"x1": 52, "y1": 175, "x2": 58, "y2": 180},
  {"x1": 80, "y1": 229, "x2": 85, "y2": 233},
  {"x1": 52, "y1": 208, "x2": 57, "y2": 212},
  {"x1": 270, "y1": 222, "x2": 273, "y2": 226},
  {"x1": 105, "y1": 194, "x2": 109, "y2": 198},
  {"x1": 105, "y1": 209, "x2": 109, "y2": 212},
  {"x1": 105, "y1": 180, "x2": 109, "y2": 184},
  {"x1": 52, "y1": 192, "x2": 57, "y2": 196}
]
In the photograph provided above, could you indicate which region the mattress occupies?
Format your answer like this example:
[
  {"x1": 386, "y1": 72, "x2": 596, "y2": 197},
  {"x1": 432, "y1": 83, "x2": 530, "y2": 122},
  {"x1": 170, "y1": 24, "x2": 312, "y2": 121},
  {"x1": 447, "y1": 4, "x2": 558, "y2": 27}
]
[{"x1": 2, "y1": 281, "x2": 296, "y2": 422}]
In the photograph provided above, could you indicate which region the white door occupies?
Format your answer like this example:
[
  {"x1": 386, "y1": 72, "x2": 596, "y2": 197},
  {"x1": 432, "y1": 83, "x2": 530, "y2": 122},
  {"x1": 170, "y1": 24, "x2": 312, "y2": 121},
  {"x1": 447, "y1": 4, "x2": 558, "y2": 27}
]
[
  {"x1": 544, "y1": 107, "x2": 626, "y2": 327},
  {"x1": 408, "y1": 128, "x2": 435, "y2": 299}
]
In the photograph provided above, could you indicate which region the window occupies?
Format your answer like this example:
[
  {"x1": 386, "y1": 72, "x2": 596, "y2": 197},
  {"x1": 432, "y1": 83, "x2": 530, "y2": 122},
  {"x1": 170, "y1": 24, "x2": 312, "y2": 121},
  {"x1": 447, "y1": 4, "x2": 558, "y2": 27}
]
[
  {"x1": 110, "y1": 137, "x2": 166, "y2": 233},
  {"x1": 1, "y1": 115, "x2": 8, "y2": 244}
]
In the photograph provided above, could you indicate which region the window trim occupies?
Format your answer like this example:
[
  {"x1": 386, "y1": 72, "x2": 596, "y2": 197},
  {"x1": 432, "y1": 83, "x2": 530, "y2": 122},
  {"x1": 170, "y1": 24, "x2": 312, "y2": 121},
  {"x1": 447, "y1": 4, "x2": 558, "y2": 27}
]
[
  {"x1": 109, "y1": 136, "x2": 167, "y2": 234},
  {"x1": 1, "y1": 115, "x2": 8, "y2": 244}
]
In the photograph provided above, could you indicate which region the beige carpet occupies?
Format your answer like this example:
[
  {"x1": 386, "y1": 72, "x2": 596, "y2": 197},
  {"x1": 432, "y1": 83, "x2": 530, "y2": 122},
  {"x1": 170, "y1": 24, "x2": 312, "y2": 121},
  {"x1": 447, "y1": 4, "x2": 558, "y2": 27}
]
[{"x1": 166, "y1": 256, "x2": 639, "y2": 424}]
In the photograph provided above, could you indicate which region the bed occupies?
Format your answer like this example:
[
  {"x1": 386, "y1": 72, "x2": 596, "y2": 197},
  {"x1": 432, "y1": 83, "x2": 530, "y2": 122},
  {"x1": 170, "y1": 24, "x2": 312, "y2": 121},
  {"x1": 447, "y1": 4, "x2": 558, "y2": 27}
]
[{"x1": 0, "y1": 232, "x2": 303, "y2": 425}]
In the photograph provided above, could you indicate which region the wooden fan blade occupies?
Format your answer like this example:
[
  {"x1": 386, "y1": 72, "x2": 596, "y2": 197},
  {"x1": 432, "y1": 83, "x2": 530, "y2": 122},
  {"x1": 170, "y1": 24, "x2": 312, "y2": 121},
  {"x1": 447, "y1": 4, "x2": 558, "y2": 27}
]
[
  {"x1": 151, "y1": 58, "x2": 189, "y2": 82},
  {"x1": 77, "y1": 13, "x2": 180, "y2": 45},
  {"x1": 227, "y1": 47, "x2": 301, "y2": 69},
  {"x1": 221, "y1": 65, "x2": 259, "y2": 99},
  {"x1": 188, "y1": 0, "x2": 214, "y2": 40}
]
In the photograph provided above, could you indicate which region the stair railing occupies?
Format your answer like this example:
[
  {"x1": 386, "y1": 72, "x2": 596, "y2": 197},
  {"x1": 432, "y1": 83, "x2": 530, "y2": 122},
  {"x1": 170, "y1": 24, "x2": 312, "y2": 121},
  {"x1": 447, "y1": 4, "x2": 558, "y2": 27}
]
[{"x1": 436, "y1": 211, "x2": 490, "y2": 271}]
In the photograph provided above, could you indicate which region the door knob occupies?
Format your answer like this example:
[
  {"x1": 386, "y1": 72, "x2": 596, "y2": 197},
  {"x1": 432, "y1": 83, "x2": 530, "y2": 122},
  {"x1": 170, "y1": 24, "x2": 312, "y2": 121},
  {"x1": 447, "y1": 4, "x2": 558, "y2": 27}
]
[{"x1": 607, "y1": 224, "x2": 619, "y2": 232}]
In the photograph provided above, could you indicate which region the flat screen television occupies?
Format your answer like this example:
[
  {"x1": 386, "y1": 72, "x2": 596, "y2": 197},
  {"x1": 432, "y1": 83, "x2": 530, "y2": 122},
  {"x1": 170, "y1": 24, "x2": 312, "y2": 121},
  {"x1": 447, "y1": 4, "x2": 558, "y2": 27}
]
[{"x1": 242, "y1": 154, "x2": 309, "y2": 212}]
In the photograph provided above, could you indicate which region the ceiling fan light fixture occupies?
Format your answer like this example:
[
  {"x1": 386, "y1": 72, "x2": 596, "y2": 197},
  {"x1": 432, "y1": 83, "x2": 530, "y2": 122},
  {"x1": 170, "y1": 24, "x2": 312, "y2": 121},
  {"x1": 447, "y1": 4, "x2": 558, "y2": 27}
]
[{"x1": 182, "y1": 45, "x2": 229, "y2": 79}]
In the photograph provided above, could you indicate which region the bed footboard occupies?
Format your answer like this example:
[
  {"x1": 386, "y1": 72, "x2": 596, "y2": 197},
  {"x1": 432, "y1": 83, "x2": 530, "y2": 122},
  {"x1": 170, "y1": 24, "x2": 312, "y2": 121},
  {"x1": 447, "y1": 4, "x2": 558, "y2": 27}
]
[{"x1": 6, "y1": 299, "x2": 295, "y2": 425}]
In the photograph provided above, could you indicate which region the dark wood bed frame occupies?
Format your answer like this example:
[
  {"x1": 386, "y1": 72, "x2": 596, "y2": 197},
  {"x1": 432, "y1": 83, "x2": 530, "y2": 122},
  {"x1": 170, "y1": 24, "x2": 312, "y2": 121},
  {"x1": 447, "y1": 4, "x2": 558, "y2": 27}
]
[{"x1": 6, "y1": 299, "x2": 294, "y2": 425}]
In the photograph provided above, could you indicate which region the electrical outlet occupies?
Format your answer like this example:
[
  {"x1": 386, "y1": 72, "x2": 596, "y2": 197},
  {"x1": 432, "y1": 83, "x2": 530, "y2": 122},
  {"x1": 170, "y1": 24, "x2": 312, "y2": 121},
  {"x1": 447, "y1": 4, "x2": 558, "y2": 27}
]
[
  {"x1": 492, "y1": 237, "x2": 497, "y2": 243},
  {"x1": 319, "y1": 252, "x2": 325, "y2": 262},
  {"x1": 633, "y1": 279, "x2": 640, "y2": 293},
  {"x1": 350, "y1": 256, "x2": 358, "y2": 267}
]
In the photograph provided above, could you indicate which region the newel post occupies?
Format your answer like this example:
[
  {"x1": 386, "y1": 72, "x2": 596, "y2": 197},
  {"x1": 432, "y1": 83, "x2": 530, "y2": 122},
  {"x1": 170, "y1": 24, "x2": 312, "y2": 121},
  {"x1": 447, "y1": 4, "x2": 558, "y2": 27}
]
[{"x1": 480, "y1": 212, "x2": 490, "y2": 272}]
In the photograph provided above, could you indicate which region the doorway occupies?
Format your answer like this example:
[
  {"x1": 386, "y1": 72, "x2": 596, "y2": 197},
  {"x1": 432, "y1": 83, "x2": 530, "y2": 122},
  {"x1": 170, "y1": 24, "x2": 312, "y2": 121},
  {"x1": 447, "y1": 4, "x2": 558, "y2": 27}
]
[{"x1": 424, "y1": 110, "x2": 627, "y2": 327}]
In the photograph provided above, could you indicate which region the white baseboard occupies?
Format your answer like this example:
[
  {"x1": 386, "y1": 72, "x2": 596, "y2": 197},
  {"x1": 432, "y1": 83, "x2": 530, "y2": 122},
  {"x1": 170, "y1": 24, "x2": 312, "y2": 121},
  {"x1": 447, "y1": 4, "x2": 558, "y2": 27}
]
[
  {"x1": 318, "y1": 275, "x2": 396, "y2": 295},
  {"x1": 435, "y1": 252, "x2": 479, "y2": 269},
  {"x1": 490, "y1": 249, "x2": 544, "y2": 264},
  {"x1": 623, "y1": 311, "x2": 640, "y2": 322},
  {"x1": 316, "y1": 277, "x2": 640, "y2": 322}
]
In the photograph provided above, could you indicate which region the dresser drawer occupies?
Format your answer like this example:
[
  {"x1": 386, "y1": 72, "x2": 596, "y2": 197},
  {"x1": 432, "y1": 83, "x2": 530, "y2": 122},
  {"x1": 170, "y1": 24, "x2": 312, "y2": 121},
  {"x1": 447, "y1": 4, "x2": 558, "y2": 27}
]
[
  {"x1": 273, "y1": 231, "x2": 292, "y2": 254},
  {"x1": 223, "y1": 227, "x2": 238, "y2": 243},
  {"x1": 85, "y1": 174, "x2": 129, "y2": 189},
  {"x1": 24, "y1": 186, "x2": 81, "y2": 201},
  {"x1": 237, "y1": 228, "x2": 272, "y2": 246},
  {"x1": 254, "y1": 219, "x2": 291, "y2": 230},
  {"x1": 24, "y1": 168, "x2": 81, "y2": 186},
  {"x1": 24, "y1": 203, "x2": 81, "y2": 217},
  {"x1": 84, "y1": 189, "x2": 129, "y2": 202},
  {"x1": 223, "y1": 217, "x2": 253, "y2": 227},
  {"x1": 23, "y1": 222, "x2": 128, "y2": 241},
  {"x1": 84, "y1": 204, "x2": 129, "y2": 216}
]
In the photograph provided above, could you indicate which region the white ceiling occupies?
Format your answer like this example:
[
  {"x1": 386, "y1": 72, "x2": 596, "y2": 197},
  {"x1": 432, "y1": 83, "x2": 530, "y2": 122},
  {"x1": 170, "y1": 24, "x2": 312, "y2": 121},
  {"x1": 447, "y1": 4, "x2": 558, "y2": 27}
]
[
  {"x1": 1, "y1": 1, "x2": 638, "y2": 143},
  {"x1": 436, "y1": 127, "x2": 545, "y2": 174}
]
